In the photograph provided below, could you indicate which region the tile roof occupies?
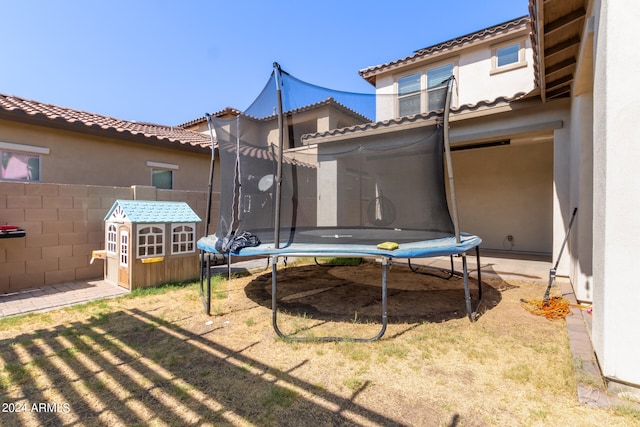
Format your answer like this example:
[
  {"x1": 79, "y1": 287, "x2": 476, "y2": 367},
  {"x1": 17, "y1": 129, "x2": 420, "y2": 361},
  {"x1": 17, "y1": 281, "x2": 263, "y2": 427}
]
[
  {"x1": 104, "y1": 200, "x2": 202, "y2": 223},
  {"x1": 359, "y1": 16, "x2": 530, "y2": 84},
  {"x1": 243, "y1": 97, "x2": 372, "y2": 123},
  {"x1": 179, "y1": 107, "x2": 242, "y2": 129},
  {"x1": 180, "y1": 97, "x2": 373, "y2": 129},
  {"x1": 0, "y1": 93, "x2": 211, "y2": 152},
  {"x1": 301, "y1": 92, "x2": 528, "y2": 143}
]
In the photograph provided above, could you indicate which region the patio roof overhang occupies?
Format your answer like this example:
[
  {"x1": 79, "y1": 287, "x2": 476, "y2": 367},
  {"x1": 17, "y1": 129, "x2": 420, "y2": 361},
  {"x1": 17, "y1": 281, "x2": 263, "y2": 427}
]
[{"x1": 529, "y1": 0, "x2": 590, "y2": 101}]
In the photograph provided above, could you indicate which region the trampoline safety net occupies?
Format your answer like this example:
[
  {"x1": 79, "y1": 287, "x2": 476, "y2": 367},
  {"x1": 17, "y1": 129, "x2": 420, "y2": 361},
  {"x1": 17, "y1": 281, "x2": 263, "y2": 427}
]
[{"x1": 208, "y1": 63, "x2": 455, "y2": 249}]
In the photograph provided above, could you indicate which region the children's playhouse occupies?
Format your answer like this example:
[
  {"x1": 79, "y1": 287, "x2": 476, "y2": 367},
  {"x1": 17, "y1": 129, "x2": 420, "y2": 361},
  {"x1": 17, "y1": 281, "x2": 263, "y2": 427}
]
[{"x1": 99, "y1": 200, "x2": 201, "y2": 290}]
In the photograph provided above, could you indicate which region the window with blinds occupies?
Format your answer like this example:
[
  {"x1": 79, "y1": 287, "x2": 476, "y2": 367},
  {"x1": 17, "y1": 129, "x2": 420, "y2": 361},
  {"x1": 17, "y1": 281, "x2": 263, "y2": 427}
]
[
  {"x1": 397, "y1": 73, "x2": 421, "y2": 117},
  {"x1": 396, "y1": 62, "x2": 455, "y2": 117}
]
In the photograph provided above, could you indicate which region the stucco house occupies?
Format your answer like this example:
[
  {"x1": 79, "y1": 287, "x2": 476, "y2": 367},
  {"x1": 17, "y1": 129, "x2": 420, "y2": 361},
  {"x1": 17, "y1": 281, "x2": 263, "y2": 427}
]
[
  {"x1": 527, "y1": 0, "x2": 640, "y2": 400},
  {"x1": 308, "y1": 0, "x2": 639, "y2": 400},
  {"x1": 0, "y1": 94, "x2": 212, "y2": 189},
  {"x1": 187, "y1": 0, "x2": 639, "y2": 397},
  {"x1": 355, "y1": 16, "x2": 553, "y2": 256},
  {"x1": 0, "y1": 95, "x2": 213, "y2": 292}
]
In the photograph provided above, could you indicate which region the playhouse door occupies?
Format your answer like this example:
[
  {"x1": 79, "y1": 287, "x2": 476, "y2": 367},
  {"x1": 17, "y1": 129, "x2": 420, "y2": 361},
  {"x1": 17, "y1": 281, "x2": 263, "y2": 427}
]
[{"x1": 118, "y1": 227, "x2": 130, "y2": 289}]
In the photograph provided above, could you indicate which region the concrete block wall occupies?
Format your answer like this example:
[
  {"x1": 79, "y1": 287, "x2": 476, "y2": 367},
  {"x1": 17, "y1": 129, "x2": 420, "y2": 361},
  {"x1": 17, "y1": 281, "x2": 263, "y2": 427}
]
[{"x1": 0, "y1": 182, "x2": 213, "y2": 293}]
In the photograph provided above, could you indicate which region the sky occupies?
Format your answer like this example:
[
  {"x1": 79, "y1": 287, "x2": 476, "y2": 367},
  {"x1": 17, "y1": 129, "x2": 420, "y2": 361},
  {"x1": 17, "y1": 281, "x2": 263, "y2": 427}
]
[{"x1": 0, "y1": 0, "x2": 530, "y2": 126}]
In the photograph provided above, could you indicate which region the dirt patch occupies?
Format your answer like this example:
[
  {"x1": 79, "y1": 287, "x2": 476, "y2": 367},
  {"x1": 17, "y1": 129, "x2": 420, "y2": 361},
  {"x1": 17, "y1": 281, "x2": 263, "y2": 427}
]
[{"x1": 245, "y1": 261, "x2": 496, "y2": 326}]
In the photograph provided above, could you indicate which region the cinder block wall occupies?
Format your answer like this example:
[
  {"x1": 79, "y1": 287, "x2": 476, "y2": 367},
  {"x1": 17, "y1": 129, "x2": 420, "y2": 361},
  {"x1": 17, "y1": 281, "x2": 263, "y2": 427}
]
[{"x1": 0, "y1": 182, "x2": 215, "y2": 293}]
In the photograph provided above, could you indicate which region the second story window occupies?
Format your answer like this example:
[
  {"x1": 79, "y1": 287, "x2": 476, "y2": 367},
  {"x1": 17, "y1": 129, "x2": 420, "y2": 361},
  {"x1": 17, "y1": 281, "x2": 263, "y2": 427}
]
[
  {"x1": 496, "y1": 44, "x2": 519, "y2": 67},
  {"x1": 398, "y1": 73, "x2": 421, "y2": 116},
  {"x1": 396, "y1": 62, "x2": 455, "y2": 118},
  {"x1": 427, "y1": 63, "x2": 454, "y2": 111},
  {"x1": 491, "y1": 39, "x2": 527, "y2": 74}
]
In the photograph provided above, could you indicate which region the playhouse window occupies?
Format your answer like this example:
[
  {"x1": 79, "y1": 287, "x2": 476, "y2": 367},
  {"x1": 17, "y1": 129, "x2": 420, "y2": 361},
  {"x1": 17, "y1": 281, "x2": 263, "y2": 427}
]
[
  {"x1": 106, "y1": 224, "x2": 117, "y2": 254},
  {"x1": 137, "y1": 225, "x2": 165, "y2": 258},
  {"x1": 171, "y1": 223, "x2": 196, "y2": 254},
  {"x1": 120, "y1": 230, "x2": 129, "y2": 267}
]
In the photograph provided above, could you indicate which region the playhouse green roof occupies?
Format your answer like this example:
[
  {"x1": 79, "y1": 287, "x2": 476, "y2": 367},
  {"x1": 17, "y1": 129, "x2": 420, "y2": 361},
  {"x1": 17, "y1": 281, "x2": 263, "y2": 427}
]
[{"x1": 104, "y1": 200, "x2": 202, "y2": 223}]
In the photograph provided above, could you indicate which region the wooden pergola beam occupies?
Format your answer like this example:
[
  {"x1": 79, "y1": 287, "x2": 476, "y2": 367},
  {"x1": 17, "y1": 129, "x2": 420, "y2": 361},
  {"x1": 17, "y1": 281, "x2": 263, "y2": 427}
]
[{"x1": 546, "y1": 8, "x2": 586, "y2": 35}]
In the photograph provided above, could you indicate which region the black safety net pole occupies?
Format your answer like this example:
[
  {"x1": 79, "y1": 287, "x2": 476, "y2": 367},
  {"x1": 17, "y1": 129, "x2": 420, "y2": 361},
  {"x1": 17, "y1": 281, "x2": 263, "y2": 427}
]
[
  {"x1": 442, "y1": 77, "x2": 461, "y2": 243},
  {"x1": 273, "y1": 62, "x2": 285, "y2": 249},
  {"x1": 200, "y1": 113, "x2": 217, "y2": 315},
  {"x1": 204, "y1": 114, "x2": 216, "y2": 237}
]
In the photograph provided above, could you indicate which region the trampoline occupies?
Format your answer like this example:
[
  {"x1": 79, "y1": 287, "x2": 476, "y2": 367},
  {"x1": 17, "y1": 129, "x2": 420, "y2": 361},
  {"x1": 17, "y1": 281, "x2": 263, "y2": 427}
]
[{"x1": 198, "y1": 63, "x2": 482, "y2": 341}]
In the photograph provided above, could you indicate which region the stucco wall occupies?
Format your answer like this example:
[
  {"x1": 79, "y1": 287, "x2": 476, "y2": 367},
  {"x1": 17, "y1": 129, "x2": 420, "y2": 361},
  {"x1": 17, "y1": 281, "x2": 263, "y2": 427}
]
[
  {"x1": 457, "y1": 37, "x2": 535, "y2": 106},
  {"x1": 373, "y1": 28, "x2": 534, "y2": 122},
  {"x1": 0, "y1": 182, "x2": 214, "y2": 293},
  {"x1": 569, "y1": 93, "x2": 594, "y2": 302},
  {"x1": 452, "y1": 141, "x2": 553, "y2": 254},
  {"x1": 0, "y1": 119, "x2": 210, "y2": 191},
  {"x1": 592, "y1": 0, "x2": 640, "y2": 389}
]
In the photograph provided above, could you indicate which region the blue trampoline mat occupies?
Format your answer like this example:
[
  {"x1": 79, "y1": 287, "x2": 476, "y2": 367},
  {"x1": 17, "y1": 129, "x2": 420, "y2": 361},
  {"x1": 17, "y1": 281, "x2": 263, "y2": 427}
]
[{"x1": 197, "y1": 232, "x2": 481, "y2": 258}]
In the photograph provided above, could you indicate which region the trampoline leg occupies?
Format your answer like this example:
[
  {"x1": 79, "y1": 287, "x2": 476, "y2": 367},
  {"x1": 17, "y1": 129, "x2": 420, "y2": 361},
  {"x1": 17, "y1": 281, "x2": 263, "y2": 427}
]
[
  {"x1": 378, "y1": 257, "x2": 389, "y2": 338},
  {"x1": 271, "y1": 256, "x2": 287, "y2": 340},
  {"x1": 462, "y1": 254, "x2": 474, "y2": 321},
  {"x1": 199, "y1": 252, "x2": 211, "y2": 315},
  {"x1": 462, "y1": 251, "x2": 482, "y2": 322},
  {"x1": 198, "y1": 251, "x2": 204, "y2": 310},
  {"x1": 475, "y1": 246, "x2": 483, "y2": 312},
  {"x1": 270, "y1": 255, "x2": 388, "y2": 342}
]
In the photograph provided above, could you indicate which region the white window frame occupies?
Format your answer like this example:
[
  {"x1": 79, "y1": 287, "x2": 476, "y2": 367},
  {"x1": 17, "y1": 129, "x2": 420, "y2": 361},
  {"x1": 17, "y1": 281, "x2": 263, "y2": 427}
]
[
  {"x1": 106, "y1": 223, "x2": 118, "y2": 254},
  {"x1": 490, "y1": 38, "x2": 527, "y2": 74},
  {"x1": 426, "y1": 62, "x2": 455, "y2": 112},
  {"x1": 147, "y1": 161, "x2": 178, "y2": 190},
  {"x1": 395, "y1": 60, "x2": 458, "y2": 118},
  {"x1": 397, "y1": 72, "x2": 422, "y2": 117},
  {"x1": 171, "y1": 223, "x2": 196, "y2": 255},
  {"x1": 137, "y1": 224, "x2": 165, "y2": 259},
  {"x1": 0, "y1": 142, "x2": 49, "y2": 182}
]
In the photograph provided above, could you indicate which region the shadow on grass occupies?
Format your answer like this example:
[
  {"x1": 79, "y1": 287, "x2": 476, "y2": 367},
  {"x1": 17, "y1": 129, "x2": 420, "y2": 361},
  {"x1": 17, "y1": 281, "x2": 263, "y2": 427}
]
[
  {"x1": 244, "y1": 261, "x2": 507, "y2": 325},
  {"x1": 0, "y1": 307, "x2": 410, "y2": 426}
]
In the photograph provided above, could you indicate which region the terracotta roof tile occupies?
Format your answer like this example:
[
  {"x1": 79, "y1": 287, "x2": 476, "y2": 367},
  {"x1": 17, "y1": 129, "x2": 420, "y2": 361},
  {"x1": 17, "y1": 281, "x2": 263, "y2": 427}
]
[
  {"x1": 0, "y1": 93, "x2": 211, "y2": 151},
  {"x1": 180, "y1": 98, "x2": 372, "y2": 129},
  {"x1": 359, "y1": 16, "x2": 530, "y2": 84},
  {"x1": 301, "y1": 92, "x2": 528, "y2": 142},
  {"x1": 179, "y1": 107, "x2": 242, "y2": 129}
]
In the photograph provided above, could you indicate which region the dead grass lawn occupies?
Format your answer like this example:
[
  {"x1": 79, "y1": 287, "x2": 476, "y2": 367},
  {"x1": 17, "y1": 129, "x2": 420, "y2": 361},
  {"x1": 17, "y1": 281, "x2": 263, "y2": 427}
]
[{"x1": 1, "y1": 260, "x2": 639, "y2": 426}]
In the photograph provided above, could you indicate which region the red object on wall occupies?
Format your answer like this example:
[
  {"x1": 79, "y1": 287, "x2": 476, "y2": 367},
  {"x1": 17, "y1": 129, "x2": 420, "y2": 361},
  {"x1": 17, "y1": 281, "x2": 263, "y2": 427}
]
[{"x1": 0, "y1": 225, "x2": 26, "y2": 238}]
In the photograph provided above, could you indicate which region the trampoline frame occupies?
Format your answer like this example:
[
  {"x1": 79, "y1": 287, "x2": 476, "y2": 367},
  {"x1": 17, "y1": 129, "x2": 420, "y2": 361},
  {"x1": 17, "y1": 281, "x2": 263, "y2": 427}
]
[{"x1": 267, "y1": 247, "x2": 483, "y2": 343}]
